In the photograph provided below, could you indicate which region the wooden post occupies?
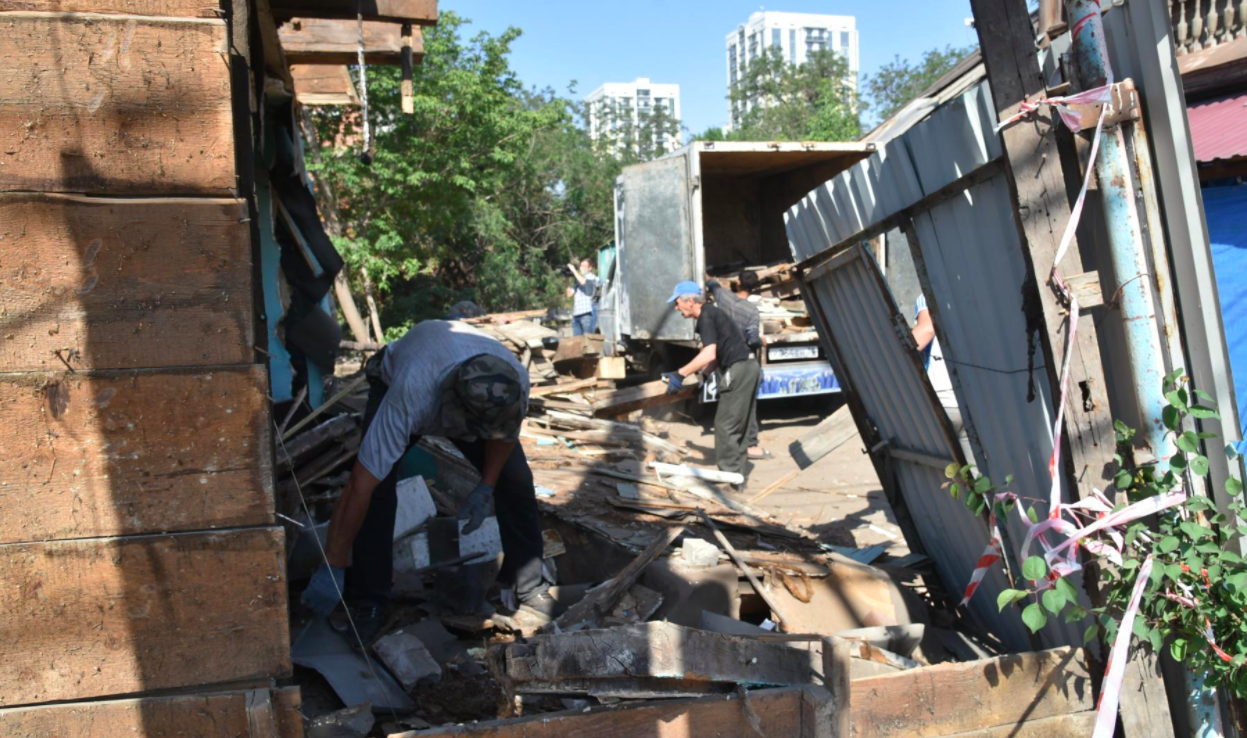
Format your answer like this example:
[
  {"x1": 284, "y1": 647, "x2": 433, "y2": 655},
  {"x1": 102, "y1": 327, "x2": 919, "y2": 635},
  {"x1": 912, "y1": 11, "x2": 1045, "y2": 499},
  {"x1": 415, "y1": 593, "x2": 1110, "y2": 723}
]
[
  {"x1": 401, "y1": 22, "x2": 415, "y2": 114},
  {"x1": 819, "y1": 637, "x2": 850, "y2": 738},
  {"x1": 968, "y1": 0, "x2": 1173, "y2": 735}
]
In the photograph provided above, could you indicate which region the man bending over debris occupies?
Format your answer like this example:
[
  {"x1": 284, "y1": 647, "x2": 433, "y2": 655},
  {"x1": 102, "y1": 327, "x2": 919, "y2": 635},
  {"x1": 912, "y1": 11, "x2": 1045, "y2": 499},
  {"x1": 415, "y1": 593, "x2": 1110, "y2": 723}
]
[
  {"x1": 707, "y1": 271, "x2": 768, "y2": 460},
  {"x1": 303, "y1": 320, "x2": 552, "y2": 642},
  {"x1": 665, "y1": 280, "x2": 759, "y2": 488}
]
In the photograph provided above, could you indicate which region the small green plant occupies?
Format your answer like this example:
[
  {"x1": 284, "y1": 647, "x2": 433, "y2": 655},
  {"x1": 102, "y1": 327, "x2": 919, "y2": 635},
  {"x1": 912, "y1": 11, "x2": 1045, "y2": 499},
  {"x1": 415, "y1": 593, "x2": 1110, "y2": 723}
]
[{"x1": 949, "y1": 369, "x2": 1247, "y2": 696}]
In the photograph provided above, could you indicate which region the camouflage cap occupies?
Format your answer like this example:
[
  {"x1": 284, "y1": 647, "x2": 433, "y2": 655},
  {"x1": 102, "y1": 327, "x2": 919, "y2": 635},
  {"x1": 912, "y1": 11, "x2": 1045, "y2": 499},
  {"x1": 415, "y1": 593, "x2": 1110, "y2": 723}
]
[{"x1": 440, "y1": 353, "x2": 525, "y2": 441}]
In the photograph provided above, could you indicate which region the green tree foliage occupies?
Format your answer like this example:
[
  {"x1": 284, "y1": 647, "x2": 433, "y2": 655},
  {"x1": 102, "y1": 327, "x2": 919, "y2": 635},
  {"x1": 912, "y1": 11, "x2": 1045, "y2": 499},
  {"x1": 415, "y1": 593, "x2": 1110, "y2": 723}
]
[
  {"x1": 301, "y1": 13, "x2": 623, "y2": 334},
  {"x1": 724, "y1": 47, "x2": 860, "y2": 142},
  {"x1": 864, "y1": 45, "x2": 976, "y2": 122},
  {"x1": 586, "y1": 96, "x2": 682, "y2": 161}
]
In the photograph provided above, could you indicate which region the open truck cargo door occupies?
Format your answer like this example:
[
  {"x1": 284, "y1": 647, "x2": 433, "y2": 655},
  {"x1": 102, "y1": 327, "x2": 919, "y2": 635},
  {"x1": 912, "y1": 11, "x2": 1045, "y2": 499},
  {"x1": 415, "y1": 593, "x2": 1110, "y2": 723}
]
[{"x1": 613, "y1": 152, "x2": 700, "y2": 342}]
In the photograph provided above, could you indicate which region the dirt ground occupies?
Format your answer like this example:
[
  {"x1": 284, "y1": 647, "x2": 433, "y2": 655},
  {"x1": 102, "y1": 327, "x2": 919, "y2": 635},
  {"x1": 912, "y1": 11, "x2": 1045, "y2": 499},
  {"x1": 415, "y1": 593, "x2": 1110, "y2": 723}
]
[{"x1": 658, "y1": 394, "x2": 911, "y2": 558}]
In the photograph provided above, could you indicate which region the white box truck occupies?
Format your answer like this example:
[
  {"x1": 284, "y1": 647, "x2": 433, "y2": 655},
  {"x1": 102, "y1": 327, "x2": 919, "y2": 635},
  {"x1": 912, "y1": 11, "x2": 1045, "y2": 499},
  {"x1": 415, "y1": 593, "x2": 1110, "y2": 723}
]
[{"x1": 598, "y1": 140, "x2": 873, "y2": 403}]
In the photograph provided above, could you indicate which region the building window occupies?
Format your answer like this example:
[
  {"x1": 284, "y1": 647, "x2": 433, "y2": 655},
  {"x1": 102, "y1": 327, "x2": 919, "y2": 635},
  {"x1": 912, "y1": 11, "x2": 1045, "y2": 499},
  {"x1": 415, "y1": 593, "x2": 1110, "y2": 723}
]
[
  {"x1": 840, "y1": 31, "x2": 850, "y2": 51},
  {"x1": 789, "y1": 29, "x2": 796, "y2": 63},
  {"x1": 771, "y1": 28, "x2": 781, "y2": 48},
  {"x1": 748, "y1": 32, "x2": 758, "y2": 59}
]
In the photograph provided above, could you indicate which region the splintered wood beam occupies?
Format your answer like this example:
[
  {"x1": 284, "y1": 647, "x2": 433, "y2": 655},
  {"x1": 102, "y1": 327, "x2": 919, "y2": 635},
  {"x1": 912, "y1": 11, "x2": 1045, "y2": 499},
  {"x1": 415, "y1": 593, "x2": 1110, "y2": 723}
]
[
  {"x1": 269, "y1": 0, "x2": 437, "y2": 25},
  {"x1": 279, "y1": 17, "x2": 425, "y2": 65}
]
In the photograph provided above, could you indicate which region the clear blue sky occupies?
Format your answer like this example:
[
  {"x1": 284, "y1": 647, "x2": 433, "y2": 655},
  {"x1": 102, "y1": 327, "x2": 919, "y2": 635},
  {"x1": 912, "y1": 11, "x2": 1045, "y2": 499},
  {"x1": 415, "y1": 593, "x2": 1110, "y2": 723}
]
[{"x1": 443, "y1": 0, "x2": 977, "y2": 134}]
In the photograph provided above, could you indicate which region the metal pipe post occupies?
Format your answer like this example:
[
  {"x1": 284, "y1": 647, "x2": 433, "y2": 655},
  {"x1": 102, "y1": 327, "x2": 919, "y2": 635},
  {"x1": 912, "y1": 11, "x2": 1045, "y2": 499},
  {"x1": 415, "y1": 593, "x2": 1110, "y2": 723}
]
[{"x1": 1063, "y1": 2, "x2": 1221, "y2": 735}]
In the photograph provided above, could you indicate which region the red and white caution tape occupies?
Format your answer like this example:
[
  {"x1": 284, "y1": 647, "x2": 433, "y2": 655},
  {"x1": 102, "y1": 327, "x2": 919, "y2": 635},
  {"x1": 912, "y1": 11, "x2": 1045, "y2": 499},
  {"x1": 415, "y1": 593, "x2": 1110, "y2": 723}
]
[{"x1": 1094, "y1": 556, "x2": 1153, "y2": 738}]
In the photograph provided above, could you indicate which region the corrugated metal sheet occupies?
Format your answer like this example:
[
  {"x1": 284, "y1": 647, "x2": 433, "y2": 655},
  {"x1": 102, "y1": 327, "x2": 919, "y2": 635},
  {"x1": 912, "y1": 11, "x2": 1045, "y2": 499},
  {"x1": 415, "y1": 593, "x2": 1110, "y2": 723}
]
[
  {"x1": 801, "y1": 244, "x2": 1031, "y2": 651},
  {"x1": 788, "y1": 78, "x2": 1086, "y2": 650},
  {"x1": 1186, "y1": 91, "x2": 1247, "y2": 163},
  {"x1": 786, "y1": 80, "x2": 999, "y2": 261}
]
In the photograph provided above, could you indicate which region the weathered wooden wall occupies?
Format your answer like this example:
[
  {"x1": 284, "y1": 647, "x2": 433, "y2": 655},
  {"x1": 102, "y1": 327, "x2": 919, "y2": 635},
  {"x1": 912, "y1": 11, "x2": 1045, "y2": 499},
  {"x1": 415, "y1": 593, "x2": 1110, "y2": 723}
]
[{"x1": 0, "y1": 3, "x2": 292, "y2": 730}]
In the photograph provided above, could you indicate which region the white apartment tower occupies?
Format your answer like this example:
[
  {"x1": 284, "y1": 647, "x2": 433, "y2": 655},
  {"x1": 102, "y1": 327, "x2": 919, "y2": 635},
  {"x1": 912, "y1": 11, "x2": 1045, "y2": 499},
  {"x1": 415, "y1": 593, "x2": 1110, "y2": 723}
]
[
  {"x1": 725, "y1": 11, "x2": 859, "y2": 130},
  {"x1": 585, "y1": 78, "x2": 682, "y2": 157}
]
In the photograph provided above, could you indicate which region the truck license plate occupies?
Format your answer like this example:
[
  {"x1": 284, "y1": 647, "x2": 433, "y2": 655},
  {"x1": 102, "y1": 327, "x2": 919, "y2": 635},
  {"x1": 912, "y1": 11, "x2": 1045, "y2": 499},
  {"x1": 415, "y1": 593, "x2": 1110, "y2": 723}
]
[{"x1": 768, "y1": 345, "x2": 819, "y2": 361}]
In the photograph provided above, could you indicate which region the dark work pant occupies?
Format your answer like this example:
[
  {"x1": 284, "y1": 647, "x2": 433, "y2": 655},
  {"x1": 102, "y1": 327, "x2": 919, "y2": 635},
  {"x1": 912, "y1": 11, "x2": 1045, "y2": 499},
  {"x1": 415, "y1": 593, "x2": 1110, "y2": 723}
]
[
  {"x1": 346, "y1": 372, "x2": 547, "y2": 609},
  {"x1": 746, "y1": 357, "x2": 762, "y2": 449},
  {"x1": 714, "y1": 358, "x2": 760, "y2": 477}
]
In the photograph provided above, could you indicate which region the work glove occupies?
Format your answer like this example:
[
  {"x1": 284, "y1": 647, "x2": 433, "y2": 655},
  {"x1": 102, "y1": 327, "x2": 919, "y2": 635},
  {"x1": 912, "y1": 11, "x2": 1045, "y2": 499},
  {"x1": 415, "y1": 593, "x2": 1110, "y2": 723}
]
[
  {"x1": 662, "y1": 372, "x2": 684, "y2": 395},
  {"x1": 458, "y1": 481, "x2": 494, "y2": 535},
  {"x1": 302, "y1": 562, "x2": 345, "y2": 617}
]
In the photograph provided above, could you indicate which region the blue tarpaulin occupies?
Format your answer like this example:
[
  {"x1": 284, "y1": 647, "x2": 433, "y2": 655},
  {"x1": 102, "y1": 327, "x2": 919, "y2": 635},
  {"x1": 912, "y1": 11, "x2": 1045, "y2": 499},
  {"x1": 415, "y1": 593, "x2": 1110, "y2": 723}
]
[{"x1": 1205, "y1": 184, "x2": 1247, "y2": 442}]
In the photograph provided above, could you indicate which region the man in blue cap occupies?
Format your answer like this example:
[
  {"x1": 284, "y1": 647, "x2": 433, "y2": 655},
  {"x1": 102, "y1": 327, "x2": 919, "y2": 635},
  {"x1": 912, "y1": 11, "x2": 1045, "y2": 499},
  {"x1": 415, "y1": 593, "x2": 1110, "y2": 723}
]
[{"x1": 664, "y1": 280, "x2": 760, "y2": 486}]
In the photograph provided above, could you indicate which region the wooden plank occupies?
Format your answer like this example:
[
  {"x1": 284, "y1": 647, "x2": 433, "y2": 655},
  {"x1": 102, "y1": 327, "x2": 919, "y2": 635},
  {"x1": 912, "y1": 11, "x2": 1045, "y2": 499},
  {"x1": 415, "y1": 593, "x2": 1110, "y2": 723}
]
[
  {"x1": 819, "y1": 637, "x2": 851, "y2": 738},
  {"x1": 851, "y1": 647, "x2": 1091, "y2": 738},
  {"x1": 789, "y1": 403, "x2": 858, "y2": 469},
  {"x1": 592, "y1": 377, "x2": 698, "y2": 418},
  {"x1": 274, "y1": 687, "x2": 305, "y2": 738},
  {"x1": 969, "y1": 1, "x2": 1173, "y2": 732},
  {"x1": 0, "y1": 366, "x2": 273, "y2": 543},
  {"x1": 0, "y1": 194, "x2": 253, "y2": 371},
  {"x1": 502, "y1": 622, "x2": 822, "y2": 688},
  {"x1": 595, "y1": 356, "x2": 626, "y2": 380},
  {"x1": 0, "y1": 14, "x2": 235, "y2": 196},
  {"x1": 291, "y1": 64, "x2": 359, "y2": 106},
  {"x1": 0, "y1": 1, "x2": 218, "y2": 16},
  {"x1": 0, "y1": 527, "x2": 291, "y2": 706},
  {"x1": 280, "y1": 17, "x2": 423, "y2": 65},
  {"x1": 0, "y1": 691, "x2": 253, "y2": 736},
  {"x1": 0, "y1": 687, "x2": 305, "y2": 737},
  {"x1": 552, "y1": 335, "x2": 603, "y2": 364},
  {"x1": 269, "y1": 0, "x2": 437, "y2": 25},
  {"x1": 541, "y1": 525, "x2": 685, "y2": 634},
  {"x1": 392, "y1": 686, "x2": 818, "y2": 738},
  {"x1": 937, "y1": 712, "x2": 1097, "y2": 737}
]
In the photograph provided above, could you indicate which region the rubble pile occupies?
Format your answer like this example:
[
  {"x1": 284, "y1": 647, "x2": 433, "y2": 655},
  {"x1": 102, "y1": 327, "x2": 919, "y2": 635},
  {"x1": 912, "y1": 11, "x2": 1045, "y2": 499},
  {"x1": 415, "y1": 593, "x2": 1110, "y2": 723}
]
[{"x1": 276, "y1": 310, "x2": 1003, "y2": 738}]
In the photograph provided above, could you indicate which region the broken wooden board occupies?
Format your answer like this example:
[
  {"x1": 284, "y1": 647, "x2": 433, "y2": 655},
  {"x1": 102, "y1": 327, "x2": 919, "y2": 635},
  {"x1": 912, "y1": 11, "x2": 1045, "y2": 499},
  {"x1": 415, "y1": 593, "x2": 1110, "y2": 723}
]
[
  {"x1": 541, "y1": 525, "x2": 685, "y2": 634},
  {"x1": 0, "y1": 527, "x2": 291, "y2": 706},
  {"x1": 498, "y1": 622, "x2": 824, "y2": 692},
  {"x1": 756, "y1": 558, "x2": 913, "y2": 636},
  {"x1": 552, "y1": 335, "x2": 604, "y2": 364},
  {"x1": 789, "y1": 403, "x2": 858, "y2": 470},
  {"x1": 592, "y1": 377, "x2": 699, "y2": 418},
  {"x1": 0, "y1": 14, "x2": 236, "y2": 196},
  {"x1": 0, "y1": 194, "x2": 254, "y2": 371},
  {"x1": 390, "y1": 686, "x2": 834, "y2": 738},
  {"x1": 0, "y1": 367, "x2": 274, "y2": 543},
  {"x1": 595, "y1": 356, "x2": 626, "y2": 380},
  {"x1": 852, "y1": 647, "x2": 1092, "y2": 738}
]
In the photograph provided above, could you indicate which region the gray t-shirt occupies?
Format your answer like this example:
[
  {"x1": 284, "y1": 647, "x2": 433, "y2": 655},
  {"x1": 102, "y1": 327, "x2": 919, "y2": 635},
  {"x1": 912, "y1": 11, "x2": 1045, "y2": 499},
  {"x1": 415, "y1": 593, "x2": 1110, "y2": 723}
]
[{"x1": 358, "y1": 320, "x2": 530, "y2": 480}]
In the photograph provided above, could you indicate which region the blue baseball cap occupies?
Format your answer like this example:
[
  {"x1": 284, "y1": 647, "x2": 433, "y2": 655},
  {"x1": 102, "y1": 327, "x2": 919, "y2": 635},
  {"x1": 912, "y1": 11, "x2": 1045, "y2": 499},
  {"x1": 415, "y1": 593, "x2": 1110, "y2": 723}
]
[{"x1": 667, "y1": 280, "x2": 703, "y2": 303}]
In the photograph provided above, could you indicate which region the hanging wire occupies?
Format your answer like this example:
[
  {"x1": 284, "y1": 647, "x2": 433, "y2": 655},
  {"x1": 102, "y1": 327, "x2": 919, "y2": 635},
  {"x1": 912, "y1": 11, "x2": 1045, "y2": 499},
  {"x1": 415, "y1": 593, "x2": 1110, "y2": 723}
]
[
  {"x1": 274, "y1": 419, "x2": 398, "y2": 723},
  {"x1": 356, "y1": 6, "x2": 373, "y2": 165}
]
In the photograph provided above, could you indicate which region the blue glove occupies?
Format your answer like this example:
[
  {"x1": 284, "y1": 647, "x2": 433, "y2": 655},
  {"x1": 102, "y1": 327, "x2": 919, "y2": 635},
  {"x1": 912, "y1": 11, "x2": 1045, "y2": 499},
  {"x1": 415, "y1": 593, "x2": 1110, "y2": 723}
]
[
  {"x1": 302, "y1": 562, "x2": 345, "y2": 617},
  {"x1": 458, "y1": 482, "x2": 494, "y2": 535},
  {"x1": 662, "y1": 372, "x2": 685, "y2": 395}
]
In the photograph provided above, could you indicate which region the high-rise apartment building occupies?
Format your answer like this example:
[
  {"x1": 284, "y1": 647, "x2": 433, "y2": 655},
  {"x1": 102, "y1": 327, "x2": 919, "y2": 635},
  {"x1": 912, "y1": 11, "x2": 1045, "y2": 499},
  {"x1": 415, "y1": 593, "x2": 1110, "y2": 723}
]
[
  {"x1": 585, "y1": 78, "x2": 682, "y2": 157},
  {"x1": 725, "y1": 11, "x2": 859, "y2": 130}
]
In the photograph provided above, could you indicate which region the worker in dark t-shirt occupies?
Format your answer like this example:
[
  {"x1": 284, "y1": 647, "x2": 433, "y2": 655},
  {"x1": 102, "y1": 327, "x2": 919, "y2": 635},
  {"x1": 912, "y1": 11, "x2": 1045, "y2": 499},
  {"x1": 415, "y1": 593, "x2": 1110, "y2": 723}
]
[{"x1": 663, "y1": 281, "x2": 759, "y2": 486}]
